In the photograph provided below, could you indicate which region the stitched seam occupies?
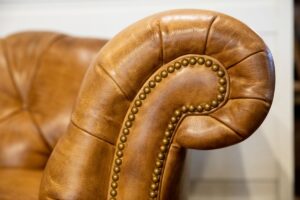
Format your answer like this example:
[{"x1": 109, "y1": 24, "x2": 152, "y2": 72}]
[
  {"x1": 227, "y1": 50, "x2": 266, "y2": 70},
  {"x1": 203, "y1": 16, "x2": 217, "y2": 54},
  {"x1": 97, "y1": 64, "x2": 131, "y2": 102},
  {"x1": 208, "y1": 115, "x2": 244, "y2": 138},
  {"x1": 71, "y1": 119, "x2": 115, "y2": 146}
]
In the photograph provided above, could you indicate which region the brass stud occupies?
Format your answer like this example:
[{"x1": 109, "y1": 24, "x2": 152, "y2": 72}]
[
  {"x1": 190, "y1": 57, "x2": 196, "y2": 65},
  {"x1": 161, "y1": 70, "x2": 168, "y2": 78},
  {"x1": 197, "y1": 105, "x2": 203, "y2": 112},
  {"x1": 115, "y1": 158, "x2": 122, "y2": 165},
  {"x1": 111, "y1": 56, "x2": 229, "y2": 199},
  {"x1": 219, "y1": 86, "x2": 226, "y2": 93},
  {"x1": 144, "y1": 86, "x2": 151, "y2": 94},
  {"x1": 160, "y1": 145, "x2": 167, "y2": 152},
  {"x1": 165, "y1": 131, "x2": 171, "y2": 137},
  {"x1": 128, "y1": 114, "x2": 135, "y2": 121},
  {"x1": 125, "y1": 121, "x2": 132, "y2": 128},
  {"x1": 123, "y1": 128, "x2": 129, "y2": 135},
  {"x1": 110, "y1": 190, "x2": 117, "y2": 197},
  {"x1": 217, "y1": 70, "x2": 225, "y2": 77},
  {"x1": 112, "y1": 174, "x2": 119, "y2": 181},
  {"x1": 154, "y1": 75, "x2": 162, "y2": 82},
  {"x1": 198, "y1": 57, "x2": 205, "y2": 65},
  {"x1": 131, "y1": 107, "x2": 138, "y2": 114},
  {"x1": 167, "y1": 123, "x2": 174, "y2": 130},
  {"x1": 114, "y1": 166, "x2": 121, "y2": 173},
  {"x1": 135, "y1": 100, "x2": 142, "y2": 107},
  {"x1": 188, "y1": 105, "x2": 195, "y2": 112},
  {"x1": 181, "y1": 105, "x2": 188, "y2": 113},
  {"x1": 158, "y1": 153, "x2": 165, "y2": 160},
  {"x1": 149, "y1": 81, "x2": 156, "y2": 88},
  {"x1": 217, "y1": 94, "x2": 224, "y2": 101},
  {"x1": 212, "y1": 64, "x2": 219, "y2": 71},
  {"x1": 211, "y1": 100, "x2": 218, "y2": 107},
  {"x1": 139, "y1": 93, "x2": 146, "y2": 100},
  {"x1": 204, "y1": 104, "x2": 211, "y2": 111},
  {"x1": 154, "y1": 167, "x2": 162, "y2": 175},
  {"x1": 118, "y1": 144, "x2": 125, "y2": 150},
  {"x1": 156, "y1": 160, "x2": 163, "y2": 168},
  {"x1": 174, "y1": 62, "x2": 181, "y2": 69},
  {"x1": 181, "y1": 59, "x2": 189, "y2": 66},
  {"x1": 153, "y1": 176, "x2": 159, "y2": 183},
  {"x1": 171, "y1": 116, "x2": 177, "y2": 123},
  {"x1": 162, "y1": 138, "x2": 170, "y2": 145},
  {"x1": 205, "y1": 59, "x2": 212, "y2": 67},
  {"x1": 150, "y1": 191, "x2": 157, "y2": 198},
  {"x1": 174, "y1": 109, "x2": 181, "y2": 117},
  {"x1": 151, "y1": 183, "x2": 158, "y2": 190},
  {"x1": 219, "y1": 78, "x2": 226, "y2": 85},
  {"x1": 116, "y1": 151, "x2": 123, "y2": 158},
  {"x1": 120, "y1": 135, "x2": 127, "y2": 143},
  {"x1": 167, "y1": 66, "x2": 175, "y2": 73},
  {"x1": 111, "y1": 182, "x2": 118, "y2": 189}
]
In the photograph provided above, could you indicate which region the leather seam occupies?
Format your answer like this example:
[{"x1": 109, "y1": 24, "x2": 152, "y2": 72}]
[
  {"x1": 208, "y1": 115, "x2": 244, "y2": 139},
  {"x1": 226, "y1": 50, "x2": 266, "y2": 70},
  {"x1": 97, "y1": 64, "x2": 131, "y2": 102},
  {"x1": 71, "y1": 119, "x2": 115, "y2": 146},
  {"x1": 203, "y1": 15, "x2": 218, "y2": 54}
]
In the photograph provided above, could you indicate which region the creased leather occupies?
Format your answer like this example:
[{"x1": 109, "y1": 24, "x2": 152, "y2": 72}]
[
  {"x1": 0, "y1": 9, "x2": 275, "y2": 200},
  {"x1": 41, "y1": 9, "x2": 274, "y2": 200}
]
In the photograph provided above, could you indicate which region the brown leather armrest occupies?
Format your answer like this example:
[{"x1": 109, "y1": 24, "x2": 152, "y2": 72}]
[{"x1": 40, "y1": 9, "x2": 275, "y2": 200}]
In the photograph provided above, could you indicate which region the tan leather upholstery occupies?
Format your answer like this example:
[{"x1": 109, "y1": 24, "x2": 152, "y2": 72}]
[
  {"x1": 40, "y1": 9, "x2": 275, "y2": 200},
  {"x1": 0, "y1": 9, "x2": 275, "y2": 200},
  {"x1": 0, "y1": 31, "x2": 106, "y2": 199}
]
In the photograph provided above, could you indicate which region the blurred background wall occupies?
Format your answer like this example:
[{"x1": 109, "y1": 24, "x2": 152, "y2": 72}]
[{"x1": 0, "y1": 0, "x2": 293, "y2": 199}]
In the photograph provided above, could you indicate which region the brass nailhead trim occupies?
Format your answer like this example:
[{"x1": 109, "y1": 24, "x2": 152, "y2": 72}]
[{"x1": 108, "y1": 56, "x2": 228, "y2": 199}]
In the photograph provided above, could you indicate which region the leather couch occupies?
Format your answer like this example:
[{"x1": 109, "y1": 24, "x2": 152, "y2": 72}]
[{"x1": 0, "y1": 9, "x2": 275, "y2": 200}]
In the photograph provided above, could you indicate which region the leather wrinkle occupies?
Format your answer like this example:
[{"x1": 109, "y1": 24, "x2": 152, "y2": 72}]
[
  {"x1": 208, "y1": 115, "x2": 244, "y2": 139},
  {"x1": 25, "y1": 34, "x2": 67, "y2": 103},
  {"x1": 71, "y1": 119, "x2": 115, "y2": 146},
  {"x1": 203, "y1": 15, "x2": 218, "y2": 54},
  {"x1": 230, "y1": 96, "x2": 271, "y2": 105},
  {"x1": 0, "y1": 108, "x2": 22, "y2": 125},
  {"x1": 17, "y1": 34, "x2": 67, "y2": 152},
  {"x1": 27, "y1": 109, "x2": 52, "y2": 151},
  {"x1": 1, "y1": 39, "x2": 23, "y2": 103},
  {"x1": 226, "y1": 50, "x2": 266, "y2": 70},
  {"x1": 97, "y1": 64, "x2": 131, "y2": 102},
  {"x1": 156, "y1": 20, "x2": 165, "y2": 65}
]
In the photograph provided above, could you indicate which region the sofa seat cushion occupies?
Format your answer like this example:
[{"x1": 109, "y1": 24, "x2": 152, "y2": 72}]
[{"x1": 0, "y1": 169, "x2": 42, "y2": 200}]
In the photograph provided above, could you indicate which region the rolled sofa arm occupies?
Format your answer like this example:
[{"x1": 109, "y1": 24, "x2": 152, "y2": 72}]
[{"x1": 40, "y1": 9, "x2": 275, "y2": 200}]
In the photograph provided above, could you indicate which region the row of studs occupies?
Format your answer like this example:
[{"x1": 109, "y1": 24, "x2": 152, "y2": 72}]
[
  {"x1": 148, "y1": 57, "x2": 228, "y2": 199},
  {"x1": 109, "y1": 55, "x2": 228, "y2": 200}
]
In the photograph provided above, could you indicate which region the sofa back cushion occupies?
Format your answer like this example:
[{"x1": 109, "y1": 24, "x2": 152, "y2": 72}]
[{"x1": 0, "y1": 32, "x2": 106, "y2": 168}]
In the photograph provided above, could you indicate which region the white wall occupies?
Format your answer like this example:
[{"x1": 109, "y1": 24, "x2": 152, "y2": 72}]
[{"x1": 0, "y1": 0, "x2": 293, "y2": 199}]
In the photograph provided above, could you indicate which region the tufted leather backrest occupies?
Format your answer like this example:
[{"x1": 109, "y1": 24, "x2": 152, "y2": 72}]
[
  {"x1": 40, "y1": 9, "x2": 275, "y2": 200},
  {"x1": 0, "y1": 32, "x2": 106, "y2": 169}
]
